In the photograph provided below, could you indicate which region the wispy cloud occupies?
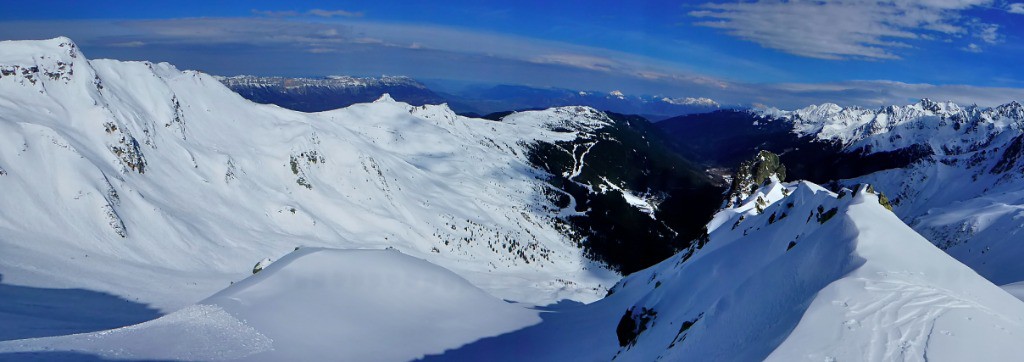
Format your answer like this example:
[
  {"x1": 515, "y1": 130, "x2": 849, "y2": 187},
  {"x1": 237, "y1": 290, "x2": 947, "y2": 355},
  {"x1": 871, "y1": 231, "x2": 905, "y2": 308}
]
[
  {"x1": 251, "y1": 9, "x2": 363, "y2": 18},
  {"x1": 530, "y1": 54, "x2": 617, "y2": 72},
  {"x1": 108, "y1": 40, "x2": 145, "y2": 48},
  {"x1": 0, "y1": 17, "x2": 1021, "y2": 109},
  {"x1": 1008, "y1": 3, "x2": 1024, "y2": 14},
  {"x1": 307, "y1": 9, "x2": 364, "y2": 18},
  {"x1": 690, "y1": 0, "x2": 997, "y2": 60},
  {"x1": 250, "y1": 9, "x2": 299, "y2": 17},
  {"x1": 974, "y1": 23, "x2": 1001, "y2": 44},
  {"x1": 962, "y1": 43, "x2": 983, "y2": 53}
]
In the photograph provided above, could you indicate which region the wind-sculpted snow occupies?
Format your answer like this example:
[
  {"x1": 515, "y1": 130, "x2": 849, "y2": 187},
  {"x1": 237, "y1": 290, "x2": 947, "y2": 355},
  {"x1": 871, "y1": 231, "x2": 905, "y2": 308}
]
[
  {"x1": 428, "y1": 180, "x2": 1024, "y2": 361},
  {"x1": 0, "y1": 248, "x2": 541, "y2": 361},
  {"x1": 0, "y1": 37, "x2": 622, "y2": 311},
  {"x1": 0, "y1": 304, "x2": 273, "y2": 360}
]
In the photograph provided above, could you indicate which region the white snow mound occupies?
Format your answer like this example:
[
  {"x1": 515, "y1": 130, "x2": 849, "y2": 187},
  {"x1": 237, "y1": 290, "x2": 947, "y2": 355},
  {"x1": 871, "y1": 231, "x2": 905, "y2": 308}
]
[{"x1": 0, "y1": 248, "x2": 542, "y2": 361}]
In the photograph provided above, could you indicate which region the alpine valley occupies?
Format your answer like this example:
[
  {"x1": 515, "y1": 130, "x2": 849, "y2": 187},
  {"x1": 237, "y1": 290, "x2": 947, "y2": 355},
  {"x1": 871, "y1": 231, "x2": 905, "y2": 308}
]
[{"x1": 2, "y1": 37, "x2": 1024, "y2": 362}]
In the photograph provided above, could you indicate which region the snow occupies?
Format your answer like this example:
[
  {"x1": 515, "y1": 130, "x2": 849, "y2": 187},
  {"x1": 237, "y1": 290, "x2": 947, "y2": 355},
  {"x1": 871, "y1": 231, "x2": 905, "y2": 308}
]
[
  {"x1": 0, "y1": 305, "x2": 272, "y2": 361},
  {"x1": 426, "y1": 181, "x2": 1024, "y2": 361},
  {"x1": 0, "y1": 248, "x2": 541, "y2": 361},
  {"x1": 754, "y1": 99, "x2": 1024, "y2": 286},
  {"x1": 3, "y1": 37, "x2": 1024, "y2": 361},
  {"x1": 216, "y1": 74, "x2": 428, "y2": 90},
  {"x1": 601, "y1": 177, "x2": 657, "y2": 218},
  {"x1": 0, "y1": 37, "x2": 618, "y2": 317},
  {"x1": 660, "y1": 97, "x2": 720, "y2": 107},
  {"x1": 3, "y1": 180, "x2": 1020, "y2": 360},
  {"x1": 1001, "y1": 281, "x2": 1024, "y2": 302}
]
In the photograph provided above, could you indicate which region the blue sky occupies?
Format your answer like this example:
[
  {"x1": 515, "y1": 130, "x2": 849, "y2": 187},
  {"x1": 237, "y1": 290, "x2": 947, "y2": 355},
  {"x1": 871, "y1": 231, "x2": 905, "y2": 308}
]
[{"x1": 2, "y1": 0, "x2": 1024, "y2": 108}]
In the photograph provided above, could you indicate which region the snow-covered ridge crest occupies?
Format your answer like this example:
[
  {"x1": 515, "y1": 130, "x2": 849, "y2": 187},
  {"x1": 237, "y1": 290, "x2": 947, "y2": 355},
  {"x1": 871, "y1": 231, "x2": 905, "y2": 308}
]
[
  {"x1": 0, "y1": 37, "x2": 619, "y2": 310},
  {"x1": 595, "y1": 179, "x2": 1024, "y2": 361}
]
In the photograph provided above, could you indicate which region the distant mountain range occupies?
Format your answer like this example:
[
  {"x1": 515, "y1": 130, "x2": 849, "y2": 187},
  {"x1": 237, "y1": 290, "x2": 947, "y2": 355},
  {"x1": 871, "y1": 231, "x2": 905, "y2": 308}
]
[
  {"x1": 218, "y1": 75, "x2": 722, "y2": 120},
  {"x1": 216, "y1": 75, "x2": 447, "y2": 112}
]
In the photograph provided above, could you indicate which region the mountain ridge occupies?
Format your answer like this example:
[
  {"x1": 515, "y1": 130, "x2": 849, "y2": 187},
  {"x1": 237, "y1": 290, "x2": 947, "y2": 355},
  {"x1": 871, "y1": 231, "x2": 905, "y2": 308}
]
[{"x1": 660, "y1": 98, "x2": 1024, "y2": 287}]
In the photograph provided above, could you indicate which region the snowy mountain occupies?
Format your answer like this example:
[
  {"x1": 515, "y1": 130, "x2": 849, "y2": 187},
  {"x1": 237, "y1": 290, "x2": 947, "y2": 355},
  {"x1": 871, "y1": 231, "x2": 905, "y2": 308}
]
[
  {"x1": 217, "y1": 74, "x2": 446, "y2": 112},
  {"x1": 6, "y1": 35, "x2": 1024, "y2": 361},
  {"x1": 0, "y1": 35, "x2": 723, "y2": 326},
  {"x1": 430, "y1": 178, "x2": 1024, "y2": 361},
  {"x1": 434, "y1": 84, "x2": 722, "y2": 120},
  {"x1": 218, "y1": 75, "x2": 721, "y2": 120},
  {"x1": 7, "y1": 172, "x2": 1022, "y2": 361},
  {"x1": 660, "y1": 96, "x2": 719, "y2": 108},
  {"x1": 660, "y1": 100, "x2": 1024, "y2": 287}
]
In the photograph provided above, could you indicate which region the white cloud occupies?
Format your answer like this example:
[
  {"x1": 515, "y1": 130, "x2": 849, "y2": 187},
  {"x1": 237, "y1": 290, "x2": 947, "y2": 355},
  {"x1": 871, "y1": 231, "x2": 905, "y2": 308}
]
[
  {"x1": 690, "y1": 0, "x2": 996, "y2": 60},
  {"x1": 108, "y1": 40, "x2": 145, "y2": 47},
  {"x1": 308, "y1": 9, "x2": 364, "y2": 18},
  {"x1": 2, "y1": 17, "x2": 1021, "y2": 110},
  {"x1": 962, "y1": 43, "x2": 982, "y2": 53},
  {"x1": 976, "y1": 23, "x2": 1001, "y2": 44},
  {"x1": 1008, "y1": 3, "x2": 1024, "y2": 14},
  {"x1": 530, "y1": 54, "x2": 617, "y2": 72}
]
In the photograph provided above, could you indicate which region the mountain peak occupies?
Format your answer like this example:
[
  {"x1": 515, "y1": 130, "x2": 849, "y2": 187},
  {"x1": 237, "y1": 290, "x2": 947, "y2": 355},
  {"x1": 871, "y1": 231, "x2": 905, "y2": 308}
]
[
  {"x1": 374, "y1": 93, "x2": 397, "y2": 103},
  {"x1": 0, "y1": 36, "x2": 81, "y2": 65}
]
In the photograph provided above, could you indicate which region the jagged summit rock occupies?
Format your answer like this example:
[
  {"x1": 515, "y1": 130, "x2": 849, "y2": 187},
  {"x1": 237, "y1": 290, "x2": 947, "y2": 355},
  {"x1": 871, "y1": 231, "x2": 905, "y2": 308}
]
[{"x1": 726, "y1": 150, "x2": 787, "y2": 207}]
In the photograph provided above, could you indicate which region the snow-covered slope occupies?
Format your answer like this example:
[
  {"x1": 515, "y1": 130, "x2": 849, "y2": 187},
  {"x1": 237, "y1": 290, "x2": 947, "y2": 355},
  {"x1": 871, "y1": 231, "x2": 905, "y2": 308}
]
[
  {"x1": 0, "y1": 248, "x2": 542, "y2": 361},
  {"x1": 750, "y1": 100, "x2": 1024, "y2": 285},
  {"x1": 428, "y1": 180, "x2": 1024, "y2": 361},
  {"x1": 0, "y1": 37, "x2": 625, "y2": 313},
  {"x1": 7, "y1": 179, "x2": 1020, "y2": 361}
]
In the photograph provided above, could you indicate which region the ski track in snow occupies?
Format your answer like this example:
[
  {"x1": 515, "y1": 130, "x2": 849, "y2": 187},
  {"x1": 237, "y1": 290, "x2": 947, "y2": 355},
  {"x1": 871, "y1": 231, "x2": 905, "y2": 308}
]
[{"x1": 844, "y1": 278, "x2": 973, "y2": 361}]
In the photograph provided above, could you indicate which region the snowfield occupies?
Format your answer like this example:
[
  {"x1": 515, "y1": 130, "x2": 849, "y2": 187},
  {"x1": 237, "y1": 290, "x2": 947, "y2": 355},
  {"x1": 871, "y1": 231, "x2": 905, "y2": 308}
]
[
  {"x1": 6, "y1": 179, "x2": 1021, "y2": 361},
  {"x1": 3, "y1": 37, "x2": 1024, "y2": 361},
  {"x1": 0, "y1": 249, "x2": 542, "y2": 361},
  {"x1": 0, "y1": 37, "x2": 617, "y2": 314}
]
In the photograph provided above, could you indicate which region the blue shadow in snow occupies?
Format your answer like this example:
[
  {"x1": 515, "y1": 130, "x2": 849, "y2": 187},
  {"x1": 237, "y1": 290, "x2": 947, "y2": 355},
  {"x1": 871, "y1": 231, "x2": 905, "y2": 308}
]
[
  {"x1": 0, "y1": 273, "x2": 163, "y2": 341},
  {"x1": 0, "y1": 351, "x2": 175, "y2": 362}
]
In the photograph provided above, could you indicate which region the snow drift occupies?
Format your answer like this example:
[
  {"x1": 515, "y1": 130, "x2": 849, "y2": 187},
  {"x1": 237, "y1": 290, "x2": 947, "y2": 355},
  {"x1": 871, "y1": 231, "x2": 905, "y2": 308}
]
[{"x1": 0, "y1": 248, "x2": 541, "y2": 361}]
